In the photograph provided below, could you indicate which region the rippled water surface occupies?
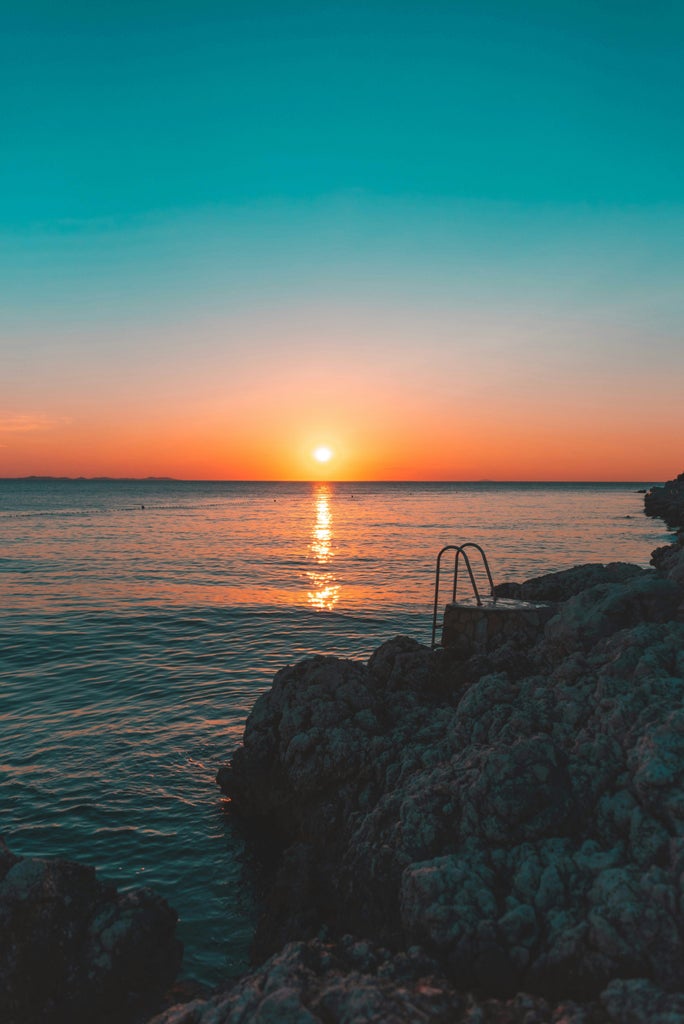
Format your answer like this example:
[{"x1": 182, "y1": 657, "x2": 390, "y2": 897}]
[{"x1": 0, "y1": 479, "x2": 669, "y2": 983}]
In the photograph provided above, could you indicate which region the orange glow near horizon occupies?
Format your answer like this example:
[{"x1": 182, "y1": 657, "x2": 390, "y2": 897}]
[
  {"x1": 0, "y1": 404, "x2": 677, "y2": 482},
  {"x1": 1, "y1": 309, "x2": 681, "y2": 483}
]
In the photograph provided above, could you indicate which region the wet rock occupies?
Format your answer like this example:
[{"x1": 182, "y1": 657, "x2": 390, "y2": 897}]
[
  {"x1": 0, "y1": 841, "x2": 181, "y2": 1024},
  {"x1": 0, "y1": 838, "x2": 20, "y2": 880},
  {"x1": 218, "y1": 653, "x2": 381, "y2": 828}
]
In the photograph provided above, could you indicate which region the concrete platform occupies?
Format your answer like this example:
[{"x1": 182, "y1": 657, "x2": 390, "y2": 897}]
[{"x1": 440, "y1": 596, "x2": 554, "y2": 653}]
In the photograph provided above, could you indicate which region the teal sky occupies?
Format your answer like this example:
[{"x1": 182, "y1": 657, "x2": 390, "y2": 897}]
[{"x1": 1, "y1": 1, "x2": 683, "y2": 479}]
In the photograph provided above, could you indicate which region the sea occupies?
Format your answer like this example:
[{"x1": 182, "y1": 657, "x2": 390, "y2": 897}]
[{"x1": 0, "y1": 478, "x2": 672, "y2": 985}]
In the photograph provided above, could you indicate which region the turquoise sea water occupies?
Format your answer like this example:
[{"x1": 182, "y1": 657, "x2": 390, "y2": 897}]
[{"x1": 0, "y1": 479, "x2": 671, "y2": 984}]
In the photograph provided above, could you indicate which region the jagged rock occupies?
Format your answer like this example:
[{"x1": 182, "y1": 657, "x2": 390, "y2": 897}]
[
  {"x1": 644, "y1": 471, "x2": 684, "y2": 530},
  {"x1": 0, "y1": 839, "x2": 181, "y2": 1024}
]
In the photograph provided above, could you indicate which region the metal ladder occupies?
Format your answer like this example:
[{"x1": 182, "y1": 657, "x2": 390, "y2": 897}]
[{"x1": 431, "y1": 543, "x2": 496, "y2": 648}]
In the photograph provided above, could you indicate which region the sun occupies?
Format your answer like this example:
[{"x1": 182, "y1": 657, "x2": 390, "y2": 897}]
[{"x1": 313, "y1": 446, "x2": 333, "y2": 464}]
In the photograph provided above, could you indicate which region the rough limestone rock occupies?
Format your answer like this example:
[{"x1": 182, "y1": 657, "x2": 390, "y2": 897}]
[
  {"x1": 651, "y1": 535, "x2": 684, "y2": 588},
  {"x1": 215, "y1": 542, "x2": 684, "y2": 1018},
  {"x1": 645, "y1": 471, "x2": 684, "y2": 530},
  {"x1": 540, "y1": 574, "x2": 681, "y2": 657},
  {"x1": 494, "y1": 562, "x2": 647, "y2": 603},
  {"x1": 0, "y1": 839, "x2": 181, "y2": 1024},
  {"x1": 601, "y1": 978, "x2": 684, "y2": 1023}
]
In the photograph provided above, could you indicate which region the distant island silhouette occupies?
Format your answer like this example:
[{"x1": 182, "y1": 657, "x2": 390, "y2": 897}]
[{"x1": 9, "y1": 476, "x2": 178, "y2": 482}]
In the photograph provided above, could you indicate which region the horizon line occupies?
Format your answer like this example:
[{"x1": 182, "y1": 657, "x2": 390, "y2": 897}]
[{"x1": 0, "y1": 475, "x2": 661, "y2": 486}]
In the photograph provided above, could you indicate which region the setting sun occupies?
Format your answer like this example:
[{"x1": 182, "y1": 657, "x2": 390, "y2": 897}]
[{"x1": 313, "y1": 446, "x2": 333, "y2": 464}]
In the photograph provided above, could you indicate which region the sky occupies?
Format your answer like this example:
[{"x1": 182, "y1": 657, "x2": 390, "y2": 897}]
[{"x1": 1, "y1": 0, "x2": 682, "y2": 481}]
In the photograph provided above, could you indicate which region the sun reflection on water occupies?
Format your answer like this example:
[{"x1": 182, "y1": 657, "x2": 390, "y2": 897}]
[{"x1": 306, "y1": 485, "x2": 341, "y2": 611}]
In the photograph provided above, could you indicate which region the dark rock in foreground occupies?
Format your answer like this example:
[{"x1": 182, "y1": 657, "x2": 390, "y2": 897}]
[
  {"x1": 206, "y1": 537, "x2": 684, "y2": 1023},
  {"x1": 148, "y1": 936, "x2": 613, "y2": 1023},
  {"x1": 644, "y1": 470, "x2": 684, "y2": 530},
  {"x1": 0, "y1": 840, "x2": 181, "y2": 1024}
]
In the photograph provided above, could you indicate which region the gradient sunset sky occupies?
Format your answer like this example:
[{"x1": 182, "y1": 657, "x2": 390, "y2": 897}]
[{"x1": 2, "y1": 1, "x2": 682, "y2": 481}]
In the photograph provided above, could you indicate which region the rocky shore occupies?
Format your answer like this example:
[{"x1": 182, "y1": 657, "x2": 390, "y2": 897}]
[
  {"x1": 645, "y1": 472, "x2": 684, "y2": 530},
  {"x1": 162, "y1": 473, "x2": 684, "y2": 1024},
  {"x1": 5, "y1": 474, "x2": 684, "y2": 1024}
]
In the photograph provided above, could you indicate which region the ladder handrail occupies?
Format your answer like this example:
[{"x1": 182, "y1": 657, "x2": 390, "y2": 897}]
[
  {"x1": 453, "y1": 542, "x2": 495, "y2": 603},
  {"x1": 431, "y1": 542, "x2": 497, "y2": 648}
]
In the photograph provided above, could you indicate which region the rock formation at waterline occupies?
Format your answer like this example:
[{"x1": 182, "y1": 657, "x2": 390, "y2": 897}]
[
  {"x1": 0, "y1": 840, "x2": 181, "y2": 1024},
  {"x1": 216, "y1": 568, "x2": 684, "y2": 989},
  {"x1": 176, "y1": 492, "x2": 684, "y2": 1023},
  {"x1": 645, "y1": 471, "x2": 684, "y2": 530}
]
